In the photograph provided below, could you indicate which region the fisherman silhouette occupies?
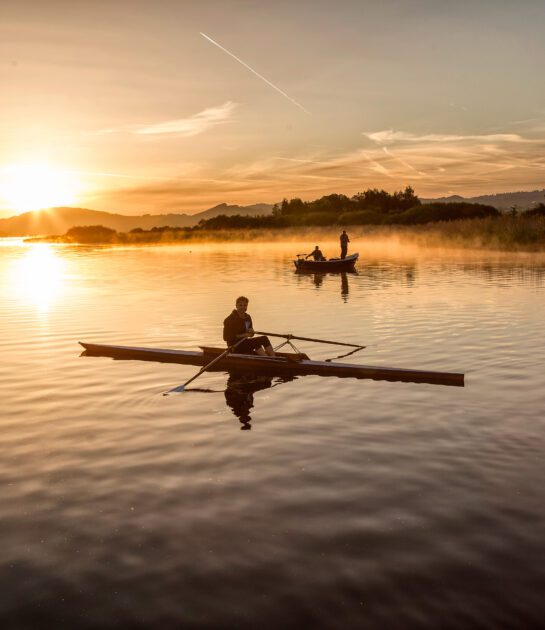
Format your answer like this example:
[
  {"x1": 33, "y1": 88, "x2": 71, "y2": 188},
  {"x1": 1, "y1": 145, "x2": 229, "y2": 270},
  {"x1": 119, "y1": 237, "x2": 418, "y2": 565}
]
[
  {"x1": 340, "y1": 230, "x2": 350, "y2": 259},
  {"x1": 305, "y1": 246, "x2": 326, "y2": 261}
]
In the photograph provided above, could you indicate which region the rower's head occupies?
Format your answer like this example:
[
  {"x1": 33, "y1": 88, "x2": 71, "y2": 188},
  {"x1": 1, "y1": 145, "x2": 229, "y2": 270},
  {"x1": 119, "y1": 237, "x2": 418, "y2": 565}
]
[
  {"x1": 314, "y1": 245, "x2": 319, "y2": 250},
  {"x1": 235, "y1": 296, "x2": 249, "y2": 316}
]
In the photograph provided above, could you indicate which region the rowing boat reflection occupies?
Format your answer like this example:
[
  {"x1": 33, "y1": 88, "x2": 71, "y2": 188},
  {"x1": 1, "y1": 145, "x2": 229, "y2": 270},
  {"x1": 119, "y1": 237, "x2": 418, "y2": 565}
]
[{"x1": 295, "y1": 269, "x2": 357, "y2": 302}]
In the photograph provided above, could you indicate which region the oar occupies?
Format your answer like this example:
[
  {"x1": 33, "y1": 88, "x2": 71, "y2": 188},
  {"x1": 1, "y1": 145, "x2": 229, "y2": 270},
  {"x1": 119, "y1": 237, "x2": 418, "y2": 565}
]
[
  {"x1": 164, "y1": 338, "x2": 246, "y2": 395},
  {"x1": 255, "y1": 331, "x2": 364, "y2": 349}
]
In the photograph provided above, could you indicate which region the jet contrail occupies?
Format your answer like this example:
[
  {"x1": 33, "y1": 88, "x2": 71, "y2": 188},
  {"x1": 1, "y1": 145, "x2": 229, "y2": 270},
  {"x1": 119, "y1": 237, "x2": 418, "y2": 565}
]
[{"x1": 200, "y1": 32, "x2": 309, "y2": 114}]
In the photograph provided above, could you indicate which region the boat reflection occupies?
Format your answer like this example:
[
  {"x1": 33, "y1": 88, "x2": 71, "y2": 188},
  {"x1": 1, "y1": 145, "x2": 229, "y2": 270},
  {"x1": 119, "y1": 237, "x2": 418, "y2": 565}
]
[
  {"x1": 224, "y1": 372, "x2": 295, "y2": 430},
  {"x1": 295, "y1": 269, "x2": 357, "y2": 302}
]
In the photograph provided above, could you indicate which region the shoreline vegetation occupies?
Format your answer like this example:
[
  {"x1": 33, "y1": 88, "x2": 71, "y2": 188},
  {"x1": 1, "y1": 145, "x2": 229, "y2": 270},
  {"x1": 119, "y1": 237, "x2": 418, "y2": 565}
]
[{"x1": 24, "y1": 187, "x2": 545, "y2": 252}]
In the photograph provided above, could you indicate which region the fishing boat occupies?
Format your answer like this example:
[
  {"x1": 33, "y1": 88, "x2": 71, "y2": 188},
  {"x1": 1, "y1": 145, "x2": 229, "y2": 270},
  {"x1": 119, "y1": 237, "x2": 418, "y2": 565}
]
[
  {"x1": 294, "y1": 252, "x2": 359, "y2": 271},
  {"x1": 79, "y1": 342, "x2": 464, "y2": 387}
]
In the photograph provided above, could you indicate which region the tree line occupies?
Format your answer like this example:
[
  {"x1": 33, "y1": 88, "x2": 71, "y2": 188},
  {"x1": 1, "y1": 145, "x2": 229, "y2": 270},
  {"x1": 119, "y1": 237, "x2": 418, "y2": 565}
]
[
  {"x1": 198, "y1": 186, "x2": 500, "y2": 229},
  {"x1": 49, "y1": 187, "x2": 545, "y2": 243}
]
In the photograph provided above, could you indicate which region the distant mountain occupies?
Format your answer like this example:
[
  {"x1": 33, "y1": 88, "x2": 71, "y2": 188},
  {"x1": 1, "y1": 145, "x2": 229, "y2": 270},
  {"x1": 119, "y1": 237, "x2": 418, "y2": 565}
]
[
  {"x1": 423, "y1": 189, "x2": 545, "y2": 210},
  {"x1": 194, "y1": 202, "x2": 274, "y2": 223},
  {"x1": 3, "y1": 189, "x2": 544, "y2": 237},
  {"x1": 0, "y1": 203, "x2": 275, "y2": 237}
]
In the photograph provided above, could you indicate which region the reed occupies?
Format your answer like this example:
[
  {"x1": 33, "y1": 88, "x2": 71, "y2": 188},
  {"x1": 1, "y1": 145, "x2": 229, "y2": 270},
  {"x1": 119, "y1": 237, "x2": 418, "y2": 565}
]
[
  {"x1": 25, "y1": 215, "x2": 545, "y2": 252},
  {"x1": 150, "y1": 216, "x2": 545, "y2": 251},
  {"x1": 379, "y1": 215, "x2": 545, "y2": 252}
]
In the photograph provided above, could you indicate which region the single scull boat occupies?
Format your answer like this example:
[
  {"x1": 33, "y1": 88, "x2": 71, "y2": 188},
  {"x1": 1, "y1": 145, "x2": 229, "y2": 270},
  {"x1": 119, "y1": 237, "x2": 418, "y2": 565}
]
[{"x1": 79, "y1": 342, "x2": 464, "y2": 387}]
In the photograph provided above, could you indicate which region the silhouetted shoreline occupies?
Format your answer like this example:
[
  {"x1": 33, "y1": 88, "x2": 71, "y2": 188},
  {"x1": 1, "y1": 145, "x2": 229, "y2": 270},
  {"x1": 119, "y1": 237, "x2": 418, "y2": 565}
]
[{"x1": 23, "y1": 215, "x2": 545, "y2": 252}]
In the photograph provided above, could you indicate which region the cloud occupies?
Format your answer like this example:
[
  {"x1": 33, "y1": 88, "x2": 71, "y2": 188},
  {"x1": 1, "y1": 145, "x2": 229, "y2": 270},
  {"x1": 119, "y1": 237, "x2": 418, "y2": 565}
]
[
  {"x1": 89, "y1": 102, "x2": 237, "y2": 137},
  {"x1": 83, "y1": 129, "x2": 545, "y2": 213},
  {"x1": 362, "y1": 152, "x2": 393, "y2": 177},
  {"x1": 381, "y1": 147, "x2": 428, "y2": 177},
  {"x1": 134, "y1": 101, "x2": 237, "y2": 136},
  {"x1": 364, "y1": 129, "x2": 527, "y2": 145}
]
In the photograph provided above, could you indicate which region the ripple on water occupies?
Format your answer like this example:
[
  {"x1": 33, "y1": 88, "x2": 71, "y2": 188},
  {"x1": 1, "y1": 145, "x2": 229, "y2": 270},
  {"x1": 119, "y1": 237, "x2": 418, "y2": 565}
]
[{"x1": 0, "y1": 241, "x2": 544, "y2": 627}]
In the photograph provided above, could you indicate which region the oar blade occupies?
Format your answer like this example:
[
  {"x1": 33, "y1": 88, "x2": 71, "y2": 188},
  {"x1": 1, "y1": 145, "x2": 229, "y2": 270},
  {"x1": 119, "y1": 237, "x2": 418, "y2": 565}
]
[
  {"x1": 163, "y1": 384, "x2": 186, "y2": 395},
  {"x1": 163, "y1": 338, "x2": 246, "y2": 395}
]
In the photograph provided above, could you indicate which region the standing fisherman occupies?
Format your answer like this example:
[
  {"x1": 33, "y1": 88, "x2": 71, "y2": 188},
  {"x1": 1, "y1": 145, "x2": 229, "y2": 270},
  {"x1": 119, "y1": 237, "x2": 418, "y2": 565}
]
[{"x1": 340, "y1": 230, "x2": 350, "y2": 259}]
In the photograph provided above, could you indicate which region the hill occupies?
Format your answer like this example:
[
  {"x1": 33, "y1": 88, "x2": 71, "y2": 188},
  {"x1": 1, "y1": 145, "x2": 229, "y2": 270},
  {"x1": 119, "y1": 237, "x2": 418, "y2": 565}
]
[
  {"x1": 423, "y1": 189, "x2": 545, "y2": 210},
  {"x1": 0, "y1": 203, "x2": 274, "y2": 237}
]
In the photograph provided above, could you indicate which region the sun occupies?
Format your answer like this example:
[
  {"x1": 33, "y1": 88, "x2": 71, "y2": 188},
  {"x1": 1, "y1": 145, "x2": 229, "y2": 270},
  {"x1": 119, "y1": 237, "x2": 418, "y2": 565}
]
[{"x1": 0, "y1": 163, "x2": 81, "y2": 214}]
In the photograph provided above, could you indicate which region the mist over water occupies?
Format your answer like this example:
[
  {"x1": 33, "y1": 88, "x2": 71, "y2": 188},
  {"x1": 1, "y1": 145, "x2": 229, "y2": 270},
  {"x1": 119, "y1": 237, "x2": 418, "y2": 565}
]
[{"x1": 1, "y1": 238, "x2": 544, "y2": 627}]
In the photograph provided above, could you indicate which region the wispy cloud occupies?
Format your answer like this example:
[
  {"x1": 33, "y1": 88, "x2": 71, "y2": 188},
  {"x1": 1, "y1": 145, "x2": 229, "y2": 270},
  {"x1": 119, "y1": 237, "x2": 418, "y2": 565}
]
[
  {"x1": 90, "y1": 102, "x2": 237, "y2": 137},
  {"x1": 449, "y1": 102, "x2": 468, "y2": 112},
  {"x1": 84, "y1": 131, "x2": 545, "y2": 213},
  {"x1": 135, "y1": 101, "x2": 237, "y2": 136},
  {"x1": 381, "y1": 147, "x2": 428, "y2": 178},
  {"x1": 200, "y1": 32, "x2": 309, "y2": 114},
  {"x1": 365, "y1": 130, "x2": 528, "y2": 145},
  {"x1": 362, "y1": 152, "x2": 393, "y2": 177}
]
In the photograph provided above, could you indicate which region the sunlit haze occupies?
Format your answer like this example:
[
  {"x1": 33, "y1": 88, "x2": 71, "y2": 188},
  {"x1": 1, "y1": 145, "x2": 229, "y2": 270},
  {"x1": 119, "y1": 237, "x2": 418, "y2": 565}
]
[
  {"x1": 0, "y1": 163, "x2": 81, "y2": 213},
  {"x1": 1, "y1": 0, "x2": 545, "y2": 217}
]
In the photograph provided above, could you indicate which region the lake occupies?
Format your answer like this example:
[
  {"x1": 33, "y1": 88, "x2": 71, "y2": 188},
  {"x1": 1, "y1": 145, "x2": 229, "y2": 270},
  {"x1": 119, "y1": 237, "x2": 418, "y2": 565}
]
[{"x1": 1, "y1": 237, "x2": 544, "y2": 628}]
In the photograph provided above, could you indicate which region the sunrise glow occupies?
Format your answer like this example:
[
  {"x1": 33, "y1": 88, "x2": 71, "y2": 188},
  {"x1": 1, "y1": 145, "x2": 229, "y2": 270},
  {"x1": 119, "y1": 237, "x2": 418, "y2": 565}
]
[{"x1": 0, "y1": 163, "x2": 81, "y2": 214}]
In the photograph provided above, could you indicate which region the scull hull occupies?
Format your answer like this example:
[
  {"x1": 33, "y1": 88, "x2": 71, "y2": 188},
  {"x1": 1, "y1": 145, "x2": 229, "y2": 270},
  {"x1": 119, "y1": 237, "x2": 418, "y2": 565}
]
[{"x1": 79, "y1": 342, "x2": 464, "y2": 387}]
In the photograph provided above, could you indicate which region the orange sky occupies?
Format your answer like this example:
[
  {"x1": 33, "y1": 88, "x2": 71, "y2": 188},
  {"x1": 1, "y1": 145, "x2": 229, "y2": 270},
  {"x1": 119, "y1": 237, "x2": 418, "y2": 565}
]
[{"x1": 1, "y1": 0, "x2": 545, "y2": 216}]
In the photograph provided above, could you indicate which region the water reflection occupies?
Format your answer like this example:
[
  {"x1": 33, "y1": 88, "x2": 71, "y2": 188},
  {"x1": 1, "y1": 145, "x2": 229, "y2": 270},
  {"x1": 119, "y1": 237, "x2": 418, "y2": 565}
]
[
  {"x1": 3, "y1": 240, "x2": 545, "y2": 627},
  {"x1": 360, "y1": 258, "x2": 545, "y2": 287},
  {"x1": 359, "y1": 262, "x2": 417, "y2": 288},
  {"x1": 224, "y1": 372, "x2": 294, "y2": 430},
  {"x1": 459, "y1": 262, "x2": 545, "y2": 286},
  {"x1": 7, "y1": 244, "x2": 66, "y2": 311},
  {"x1": 295, "y1": 269, "x2": 356, "y2": 302},
  {"x1": 341, "y1": 272, "x2": 349, "y2": 300}
]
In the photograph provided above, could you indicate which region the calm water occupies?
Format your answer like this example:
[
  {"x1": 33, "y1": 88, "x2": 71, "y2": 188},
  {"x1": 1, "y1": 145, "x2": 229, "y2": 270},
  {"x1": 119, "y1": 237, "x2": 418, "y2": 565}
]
[{"x1": 1, "y1": 238, "x2": 544, "y2": 628}]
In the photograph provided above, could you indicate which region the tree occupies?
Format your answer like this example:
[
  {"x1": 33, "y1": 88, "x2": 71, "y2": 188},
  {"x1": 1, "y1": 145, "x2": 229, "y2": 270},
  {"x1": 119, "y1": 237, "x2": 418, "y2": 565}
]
[
  {"x1": 394, "y1": 185, "x2": 420, "y2": 211},
  {"x1": 279, "y1": 198, "x2": 306, "y2": 215},
  {"x1": 65, "y1": 225, "x2": 117, "y2": 243},
  {"x1": 523, "y1": 203, "x2": 545, "y2": 217}
]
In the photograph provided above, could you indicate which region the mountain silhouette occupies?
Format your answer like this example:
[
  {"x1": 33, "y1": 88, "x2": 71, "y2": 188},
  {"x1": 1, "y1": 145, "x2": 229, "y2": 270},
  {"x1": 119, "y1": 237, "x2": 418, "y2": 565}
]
[
  {"x1": 0, "y1": 203, "x2": 274, "y2": 237},
  {"x1": 423, "y1": 189, "x2": 545, "y2": 210}
]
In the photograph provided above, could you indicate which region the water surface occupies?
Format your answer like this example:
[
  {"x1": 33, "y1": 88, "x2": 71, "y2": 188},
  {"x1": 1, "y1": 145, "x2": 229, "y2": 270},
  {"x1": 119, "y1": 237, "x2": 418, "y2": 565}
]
[{"x1": 1, "y1": 238, "x2": 544, "y2": 627}]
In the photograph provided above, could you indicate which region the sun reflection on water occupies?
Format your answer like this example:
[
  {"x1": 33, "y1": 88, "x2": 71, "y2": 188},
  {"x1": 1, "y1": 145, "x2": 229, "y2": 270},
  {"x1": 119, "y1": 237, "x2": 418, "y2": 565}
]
[{"x1": 8, "y1": 244, "x2": 67, "y2": 312}]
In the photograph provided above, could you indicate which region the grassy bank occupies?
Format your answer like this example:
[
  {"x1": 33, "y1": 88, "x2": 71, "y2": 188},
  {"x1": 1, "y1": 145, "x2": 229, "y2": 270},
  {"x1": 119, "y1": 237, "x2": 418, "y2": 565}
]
[
  {"x1": 25, "y1": 215, "x2": 545, "y2": 252},
  {"x1": 361, "y1": 215, "x2": 545, "y2": 252}
]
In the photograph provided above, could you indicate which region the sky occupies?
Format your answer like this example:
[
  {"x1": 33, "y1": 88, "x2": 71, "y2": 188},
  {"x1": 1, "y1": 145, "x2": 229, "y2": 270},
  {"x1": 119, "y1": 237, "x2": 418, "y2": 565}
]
[{"x1": 1, "y1": 0, "x2": 544, "y2": 216}]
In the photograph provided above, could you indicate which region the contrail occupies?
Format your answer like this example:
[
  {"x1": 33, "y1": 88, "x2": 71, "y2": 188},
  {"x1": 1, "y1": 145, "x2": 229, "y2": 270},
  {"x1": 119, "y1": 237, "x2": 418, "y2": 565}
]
[
  {"x1": 362, "y1": 152, "x2": 393, "y2": 177},
  {"x1": 200, "y1": 32, "x2": 309, "y2": 114},
  {"x1": 68, "y1": 170, "x2": 174, "y2": 181},
  {"x1": 382, "y1": 147, "x2": 428, "y2": 177}
]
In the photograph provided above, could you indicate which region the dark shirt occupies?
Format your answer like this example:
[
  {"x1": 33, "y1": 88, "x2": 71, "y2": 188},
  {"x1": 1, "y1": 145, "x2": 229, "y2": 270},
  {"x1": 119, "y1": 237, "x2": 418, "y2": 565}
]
[
  {"x1": 223, "y1": 310, "x2": 253, "y2": 346},
  {"x1": 340, "y1": 233, "x2": 350, "y2": 246},
  {"x1": 307, "y1": 249, "x2": 325, "y2": 261}
]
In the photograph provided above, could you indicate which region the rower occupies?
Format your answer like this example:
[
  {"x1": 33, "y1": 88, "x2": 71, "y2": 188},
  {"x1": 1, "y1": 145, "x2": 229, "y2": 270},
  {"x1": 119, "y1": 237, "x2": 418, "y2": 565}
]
[
  {"x1": 305, "y1": 245, "x2": 326, "y2": 261},
  {"x1": 223, "y1": 296, "x2": 276, "y2": 357}
]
